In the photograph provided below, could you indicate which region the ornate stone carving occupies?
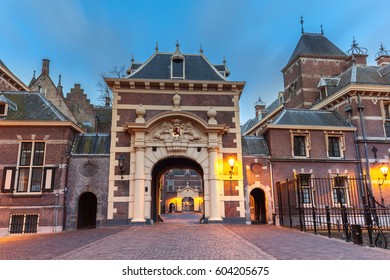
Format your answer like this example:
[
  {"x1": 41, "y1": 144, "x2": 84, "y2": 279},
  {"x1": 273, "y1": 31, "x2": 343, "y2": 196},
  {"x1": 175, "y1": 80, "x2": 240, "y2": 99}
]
[{"x1": 152, "y1": 119, "x2": 202, "y2": 142}]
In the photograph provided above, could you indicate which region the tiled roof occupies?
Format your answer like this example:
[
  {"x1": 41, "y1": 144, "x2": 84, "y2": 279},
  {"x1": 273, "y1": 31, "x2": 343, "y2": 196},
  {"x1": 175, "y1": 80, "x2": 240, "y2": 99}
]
[
  {"x1": 242, "y1": 136, "x2": 270, "y2": 156},
  {"x1": 71, "y1": 133, "x2": 111, "y2": 155},
  {"x1": 273, "y1": 109, "x2": 350, "y2": 127},
  {"x1": 0, "y1": 91, "x2": 69, "y2": 121},
  {"x1": 128, "y1": 52, "x2": 226, "y2": 81},
  {"x1": 286, "y1": 33, "x2": 347, "y2": 67}
]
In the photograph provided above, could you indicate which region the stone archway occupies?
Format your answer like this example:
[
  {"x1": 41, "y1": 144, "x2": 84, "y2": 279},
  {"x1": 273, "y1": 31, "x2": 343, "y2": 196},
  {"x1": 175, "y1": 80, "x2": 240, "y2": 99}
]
[
  {"x1": 151, "y1": 157, "x2": 204, "y2": 223},
  {"x1": 77, "y1": 192, "x2": 97, "y2": 229},
  {"x1": 250, "y1": 188, "x2": 266, "y2": 224},
  {"x1": 247, "y1": 183, "x2": 273, "y2": 224}
]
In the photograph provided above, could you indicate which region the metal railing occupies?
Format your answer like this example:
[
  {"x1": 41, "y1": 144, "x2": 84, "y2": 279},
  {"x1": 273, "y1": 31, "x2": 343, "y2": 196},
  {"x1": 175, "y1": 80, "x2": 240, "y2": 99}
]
[{"x1": 276, "y1": 176, "x2": 389, "y2": 249}]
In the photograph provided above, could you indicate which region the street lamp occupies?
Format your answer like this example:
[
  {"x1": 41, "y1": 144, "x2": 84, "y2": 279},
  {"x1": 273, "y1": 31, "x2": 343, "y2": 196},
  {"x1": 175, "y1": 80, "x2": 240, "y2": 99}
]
[
  {"x1": 228, "y1": 158, "x2": 235, "y2": 179},
  {"x1": 378, "y1": 165, "x2": 388, "y2": 205},
  {"x1": 118, "y1": 153, "x2": 125, "y2": 179}
]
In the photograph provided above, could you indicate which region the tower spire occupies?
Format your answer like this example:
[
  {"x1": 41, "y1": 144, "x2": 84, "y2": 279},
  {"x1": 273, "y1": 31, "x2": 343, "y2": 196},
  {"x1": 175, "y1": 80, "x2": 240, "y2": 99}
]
[
  {"x1": 320, "y1": 24, "x2": 324, "y2": 35},
  {"x1": 300, "y1": 16, "x2": 304, "y2": 34},
  {"x1": 155, "y1": 41, "x2": 159, "y2": 52}
]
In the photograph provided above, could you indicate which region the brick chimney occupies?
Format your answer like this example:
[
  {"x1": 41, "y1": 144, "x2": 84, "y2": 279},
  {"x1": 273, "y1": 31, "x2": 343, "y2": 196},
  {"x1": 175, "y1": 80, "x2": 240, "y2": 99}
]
[
  {"x1": 42, "y1": 59, "x2": 50, "y2": 76},
  {"x1": 346, "y1": 54, "x2": 367, "y2": 67},
  {"x1": 376, "y1": 55, "x2": 390, "y2": 66}
]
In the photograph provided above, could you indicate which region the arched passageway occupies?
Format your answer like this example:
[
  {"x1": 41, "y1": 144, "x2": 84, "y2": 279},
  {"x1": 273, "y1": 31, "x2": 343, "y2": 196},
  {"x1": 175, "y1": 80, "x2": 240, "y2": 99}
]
[
  {"x1": 77, "y1": 192, "x2": 97, "y2": 229},
  {"x1": 250, "y1": 188, "x2": 266, "y2": 224},
  {"x1": 151, "y1": 157, "x2": 204, "y2": 223}
]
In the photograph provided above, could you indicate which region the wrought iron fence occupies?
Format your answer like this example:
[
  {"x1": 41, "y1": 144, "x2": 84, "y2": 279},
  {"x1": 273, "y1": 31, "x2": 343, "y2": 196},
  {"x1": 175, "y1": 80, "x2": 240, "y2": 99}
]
[{"x1": 276, "y1": 176, "x2": 390, "y2": 249}]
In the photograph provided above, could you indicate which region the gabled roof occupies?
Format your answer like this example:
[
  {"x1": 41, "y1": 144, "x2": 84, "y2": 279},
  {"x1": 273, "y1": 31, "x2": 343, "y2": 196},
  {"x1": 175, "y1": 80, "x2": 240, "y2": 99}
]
[
  {"x1": 0, "y1": 60, "x2": 30, "y2": 91},
  {"x1": 0, "y1": 91, "x2": 70, "y2": 121},
  {"x1": 272, "y1": 109, "x2": 351, "y2": 127},
  {"x1": 127, "y1": 52, "x2": 226, "y2": 81},
  {"x1": 242, "y1": 136, "x2": 270, "y2": 156},
  {"x1": 284, "y1": 33, "x2": 347, "y2": 70}
]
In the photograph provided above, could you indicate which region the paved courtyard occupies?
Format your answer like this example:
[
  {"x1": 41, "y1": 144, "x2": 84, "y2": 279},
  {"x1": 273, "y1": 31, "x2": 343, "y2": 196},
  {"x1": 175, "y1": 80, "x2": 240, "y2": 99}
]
[{"x1": 1, "y1": 213, "x2": 390, "y2": 260}]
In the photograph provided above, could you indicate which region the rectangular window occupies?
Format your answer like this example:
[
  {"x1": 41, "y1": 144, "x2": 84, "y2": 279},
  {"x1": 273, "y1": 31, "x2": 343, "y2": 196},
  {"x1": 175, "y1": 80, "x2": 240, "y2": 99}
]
[
  {"x1": 297, "y1": 174, "x2": 312, "y2": 204},
  {"x1": 9, "y1": 214, "x2": 39, "y2": 234},
  {"x1": 0, "y1": 103, "x2": 6, "y2": 116},
  {"x1": 384, "y1": 104, "x2": 390, "y2": 137},
  {"x1": 333, "y1": 176, "x2": 349, "y2": 206},
  {"x1": 172, "y1": 60, "x2": 184, "y2": 78},
  {"x1": 294, "y1": 136, "x2": 306, "y2": 157},
  {"x1": 16, "y1": 142, "x2": 45, "y2": 194},
  {"x1": 328, "y1": 136, "x2": 341, "y2": 157}
]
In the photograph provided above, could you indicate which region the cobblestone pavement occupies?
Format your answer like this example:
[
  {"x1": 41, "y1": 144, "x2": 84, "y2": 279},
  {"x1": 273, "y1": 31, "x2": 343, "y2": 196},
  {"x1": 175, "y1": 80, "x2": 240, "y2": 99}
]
[{"x1": 1, "y1": 213, "x2": 390, "y2": 260}]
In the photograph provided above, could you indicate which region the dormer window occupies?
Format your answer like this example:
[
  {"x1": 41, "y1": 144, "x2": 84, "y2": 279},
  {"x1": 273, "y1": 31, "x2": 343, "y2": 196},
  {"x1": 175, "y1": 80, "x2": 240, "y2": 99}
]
[
  {"x1": 171, "y1": 41, "x2": 185, "y2": 79},
  {"x1": 172, "y1": 59, "x2": 184, "y2": 79},
  {"x1": 0, "y1": 102, "x2": 8, "y2": 116}
]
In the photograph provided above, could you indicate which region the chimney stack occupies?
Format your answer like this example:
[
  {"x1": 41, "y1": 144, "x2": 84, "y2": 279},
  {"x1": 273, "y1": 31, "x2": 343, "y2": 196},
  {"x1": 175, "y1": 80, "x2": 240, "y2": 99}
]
[{"x1": 42, "y1": 59, "x2": 50, "y2": 76}]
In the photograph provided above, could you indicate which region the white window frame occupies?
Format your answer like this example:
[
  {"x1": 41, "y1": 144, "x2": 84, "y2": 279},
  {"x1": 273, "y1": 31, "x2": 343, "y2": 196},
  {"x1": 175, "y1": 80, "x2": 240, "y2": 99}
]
[
  {"x1": 15, "y1": 141, "x2": 46, "y2": 194},
  {"x1": 171, "y1": 59, "x2": 185, "y2": 79},
  {"x1": 291, "y1": 131, "x2": 311, "y2": 158},
  {"x1": 382, "y1": 101, "x2": 390, "y2": 138},
  {"x1": 296, "y1": 173, "x2": 314, "y2": 206},
  {"x1": 331, "y1": 174, "x2": 350, "y2": 207},
  {"x1": 325, "y1": 132, "x2": 345, "y2": 159},
  {"x1": 0, "y1": 102, "x2": 8, "y2": 116}
]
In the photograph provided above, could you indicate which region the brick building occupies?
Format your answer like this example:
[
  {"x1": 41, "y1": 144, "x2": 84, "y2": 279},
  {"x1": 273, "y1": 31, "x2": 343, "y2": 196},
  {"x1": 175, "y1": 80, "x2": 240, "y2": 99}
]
[
  {"x1": 65, "y1": 133, "x2": 110, "y2": 230},
  {"x1": 242, "y1": 30, "x2": 390, "y2": 225},
  {"x1": 105, "y1": 43, "x2": 246, "y2": 224},
  {"x1": 0, "y1": 60, "x2": 30, "y2": 91},
  {"x1": 0, "y1": 91, "x2": 83, "y2": 235}
]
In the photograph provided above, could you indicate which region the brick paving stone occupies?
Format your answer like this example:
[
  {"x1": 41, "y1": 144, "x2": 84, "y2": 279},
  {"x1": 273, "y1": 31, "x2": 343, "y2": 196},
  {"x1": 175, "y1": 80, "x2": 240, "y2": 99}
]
[
  {"x1": 225, "y1": 224, "x2": 390, "y2": 260},
  {"x1": 1, "y1": 213, "x2": 390, "y2": 260}
]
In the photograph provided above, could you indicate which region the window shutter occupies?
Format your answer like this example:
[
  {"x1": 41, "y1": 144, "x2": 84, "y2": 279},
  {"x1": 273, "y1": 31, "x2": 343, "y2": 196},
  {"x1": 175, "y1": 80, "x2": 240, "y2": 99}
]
[
  {"x1": 1, "y1": 167, "x2": 16, "y2": 193},
  {"x1": 42, "y1": 167, "x2": 56, "y2": 192}
]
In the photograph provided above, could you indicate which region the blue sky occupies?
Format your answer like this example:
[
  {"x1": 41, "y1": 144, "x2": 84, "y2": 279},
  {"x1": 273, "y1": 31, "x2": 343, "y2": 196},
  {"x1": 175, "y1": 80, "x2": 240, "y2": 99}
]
[{"x1": 1, "y1": 0, "x2": 390, "y2": 123}]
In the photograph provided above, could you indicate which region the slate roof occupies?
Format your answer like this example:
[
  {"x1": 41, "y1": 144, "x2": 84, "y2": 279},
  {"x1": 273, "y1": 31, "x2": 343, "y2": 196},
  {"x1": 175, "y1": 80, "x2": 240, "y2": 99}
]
[
  {"x1": 71, "y1": 133, "x2": 111, "y2": 155},
  {"x1": 286, "y1": 33, "x2": 347, "y2": 68},
  {"x1": 0, "y1": 91, "x2": 69, "y2": 121},
  {"x1": 241, "y1": 98, "x2": 283, "y2": 134},
  {"x1": 317, "y1": 64, "x2": 390, "y2": 99},
  {"x1": 273, "y1": 109, "x2": 351, "y2": 127},
  {"x1": 127, "y1": 52, "x2": 226, "y2": 81},
  {"x1": 242, "y1": 136, "x2": 270, "y2": 156}
]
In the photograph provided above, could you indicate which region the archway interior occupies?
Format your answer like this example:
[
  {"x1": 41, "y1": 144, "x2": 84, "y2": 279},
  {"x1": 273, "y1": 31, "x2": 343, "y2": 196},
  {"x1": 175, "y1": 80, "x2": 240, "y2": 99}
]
[
  {"x1": 77, "y1": 192, "x2": 97, "y2": 229},
  {"x1": 151, "y1": 157, "x2": 204, "y2": 223},
  {"x1": 250, "y1": 188, "x2": 266, "y2": 224}
]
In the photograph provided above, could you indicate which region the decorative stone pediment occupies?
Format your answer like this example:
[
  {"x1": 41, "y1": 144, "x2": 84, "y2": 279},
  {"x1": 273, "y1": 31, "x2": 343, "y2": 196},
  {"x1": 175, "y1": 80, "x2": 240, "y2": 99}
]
[{"x1": 151, "y1": 118, "x2": 203, "y2": 142}]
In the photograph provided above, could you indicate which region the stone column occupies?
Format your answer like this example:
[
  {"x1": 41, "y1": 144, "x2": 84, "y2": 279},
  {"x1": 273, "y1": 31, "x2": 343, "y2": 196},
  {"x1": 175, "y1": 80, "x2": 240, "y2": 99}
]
[
  {"x1": 132, "y1": 147, "x2": 146, "y2": 222},
  {"x1": 208, "y1": 148, "x2": 222, "y2": 221}
]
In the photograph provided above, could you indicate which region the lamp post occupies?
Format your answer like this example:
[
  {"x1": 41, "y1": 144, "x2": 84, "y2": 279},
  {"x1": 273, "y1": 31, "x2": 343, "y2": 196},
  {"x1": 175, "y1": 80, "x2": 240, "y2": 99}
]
[
  {"x1": 228, "y1": 158, "x2": 235, "y2": 179},
  {"x1": 378, "y1": 165, "x2": 388, "y2": 205},
  {"x1": 118, "y1": 153, "x2": 125, "y2": 179}
]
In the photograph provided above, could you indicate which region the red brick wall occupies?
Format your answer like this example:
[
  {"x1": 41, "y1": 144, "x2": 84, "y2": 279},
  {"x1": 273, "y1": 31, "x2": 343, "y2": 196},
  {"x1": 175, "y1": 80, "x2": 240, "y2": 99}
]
[{"x1": 224, "y1": 201, "x2": 240, "y2": 217}]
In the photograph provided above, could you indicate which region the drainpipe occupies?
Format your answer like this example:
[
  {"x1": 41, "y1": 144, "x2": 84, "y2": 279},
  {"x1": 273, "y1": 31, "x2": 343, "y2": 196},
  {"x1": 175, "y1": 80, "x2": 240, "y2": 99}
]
[
  {"x1": 62, "y1": 151, "x2": 71, "y2": 230},
  {"x1": 345, "y1": 97, "x2": 365, "y2": 202},
  {"x1": 267, "y1": 158, "x2": 275, "y2": 224},
  {"x1": 357, "y1": 93, "x2": 373, "y2": 205}
]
